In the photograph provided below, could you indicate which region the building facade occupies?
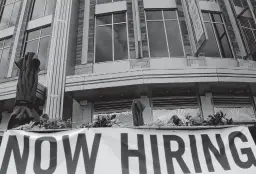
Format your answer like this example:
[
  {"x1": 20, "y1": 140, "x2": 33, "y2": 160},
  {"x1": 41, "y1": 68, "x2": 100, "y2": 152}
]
[{"x1": 0, "y1": 0, "x2": 256, "y2": 129}]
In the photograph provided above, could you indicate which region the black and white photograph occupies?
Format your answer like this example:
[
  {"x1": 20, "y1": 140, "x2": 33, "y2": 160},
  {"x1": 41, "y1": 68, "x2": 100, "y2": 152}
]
[{"x1": 0, "y1": 0, "x2": 256, "y2": 173}]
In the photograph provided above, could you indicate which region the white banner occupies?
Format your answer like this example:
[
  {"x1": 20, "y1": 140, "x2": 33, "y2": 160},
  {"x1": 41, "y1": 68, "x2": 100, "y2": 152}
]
[{"x1": 0, "y1": 126, "x2": 255, "y2": 174}]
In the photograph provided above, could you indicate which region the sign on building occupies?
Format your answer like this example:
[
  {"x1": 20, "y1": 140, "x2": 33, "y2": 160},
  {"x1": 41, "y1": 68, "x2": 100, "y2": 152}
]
[
  {"x1": 185, "y1": 0, "x2": 208, "y2": 56},
  {"x1": 0, "y1": 126, "x2": 255, "y2": 174}
]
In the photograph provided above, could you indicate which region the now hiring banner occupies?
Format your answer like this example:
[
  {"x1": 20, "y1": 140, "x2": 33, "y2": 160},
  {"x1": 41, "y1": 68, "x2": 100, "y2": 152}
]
[{"x1": 0, "y1": 126, "x2": 255, "y2": 174}]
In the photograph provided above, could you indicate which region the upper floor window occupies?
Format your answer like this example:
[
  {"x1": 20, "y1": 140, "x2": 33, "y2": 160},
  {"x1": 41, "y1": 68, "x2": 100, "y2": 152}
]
[
  {"x1": 0, "y1": 37, "x2": 11, "y2": 74},
  {"x1": 230, "y1": 0, "x2": 256, "y2": 60},
  {"x1": 0, "y1": 0, "x2": 21, "y2": 30},
  {"x1": 23, "y1": 26, "x2": 52, "y2": 70},
  {"x1": 200, "y1": 12, "x2": 233, "y2": 58},
  {"x1": 145, "y1": 10, "x2": 184, "y2": 57},
  {"x1": 31, "y1": 0, "x2": 56, "y2": 20},
  {"x1": 95, "y1": 12, "x2": 129, "y2": 63}
]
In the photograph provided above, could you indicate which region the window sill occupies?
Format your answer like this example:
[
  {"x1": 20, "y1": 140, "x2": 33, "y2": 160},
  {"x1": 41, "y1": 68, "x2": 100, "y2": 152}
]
[
  {"x1": 27, "y1": 15, "x2": 53, "y2": 31},
  {"x1": 0, "y1": 27, "x2": 15, "y2": 39}
]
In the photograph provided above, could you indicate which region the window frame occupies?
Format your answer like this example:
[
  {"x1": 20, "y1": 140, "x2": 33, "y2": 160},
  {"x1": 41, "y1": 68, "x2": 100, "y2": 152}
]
[
  {"x1": 0, "y1": 0, "x2": 22, "y2": 30},
  {"x1": 30, "y1": 0, "x2": 56, "y2": 21},
  {"x1": 22, "y1": 25, "x2": 52, "y2": 70},
  {"x1": 201, "y1": 12, "x2": 234, "y2": 58},
  {"x1": 94, "y1": 11, "x2": 130, "y2": 63},
  {"x1": 144, "y1": 9, "x2": 185, "y2": 58},
  {"x1": 230, "y1": 0, "x2": 256, "y2": 58}
]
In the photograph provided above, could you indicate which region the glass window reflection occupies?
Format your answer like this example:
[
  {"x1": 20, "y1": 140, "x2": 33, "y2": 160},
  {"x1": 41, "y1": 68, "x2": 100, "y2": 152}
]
[
  {"x1": 23, "y1": 26, "x2": 52, "y2": 70},
  {"x1": 0, "y1": 38, "x2": 12, "y2": 77},
  {"x1": 0, "y1": 0, "x2": 22, "y2": 30},
  {"x1": 95, "y1": 12, "x2": 129, "y2": 63},
  {"x1": 31, "y1": 0, "x2": 56, "y2": 20},
  {"x1": 145, "y1": 10, "x2": 184, "y2": 57},
  {"x1": 200, "y1": 12, "x2": 233, "y2": 58}
]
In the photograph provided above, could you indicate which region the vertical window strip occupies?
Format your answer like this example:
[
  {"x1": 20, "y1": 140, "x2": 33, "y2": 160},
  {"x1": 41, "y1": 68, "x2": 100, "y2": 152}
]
[{"x1": 162, "y1": 10, "x2": 171, "y2": 57}]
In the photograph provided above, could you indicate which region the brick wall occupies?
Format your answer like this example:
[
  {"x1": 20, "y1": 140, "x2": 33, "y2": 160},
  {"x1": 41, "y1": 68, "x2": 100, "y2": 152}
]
[
  {"x1": 87, "y1": 0, "x2": 96, "y2": 63},
  {"x1": 75, "y1": 0, "x2": 85, "y2": 65},
  {"x1": 176, "y1": 0, "x2": 192, "y2": 56},
  {"x1": 218, "y1": 0, "x2": 242, "y2": 59},
  {"x1": 138, "y1": 0, "x2": 149, "y2": 57},
  {"x1": 127, "y1": 0, "x2": 136, "y2": 59},
  {"x1": 11, "y1": 0, "x2": 34, "y2": 77}
]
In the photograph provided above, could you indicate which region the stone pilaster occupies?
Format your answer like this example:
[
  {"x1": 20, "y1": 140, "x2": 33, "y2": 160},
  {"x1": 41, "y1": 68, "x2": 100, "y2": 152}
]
[{"x1": 45, "y1": 0, "x2": 77, "y2": 119}]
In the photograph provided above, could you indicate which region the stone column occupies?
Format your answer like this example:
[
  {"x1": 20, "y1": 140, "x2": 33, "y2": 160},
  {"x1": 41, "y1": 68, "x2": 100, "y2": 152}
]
[
  {"x1": 200, "y1": 93, "x2": 214, "y2": 119},
  {"x1": 45, "y1": 0, "x2": 78, "y2": 119}
]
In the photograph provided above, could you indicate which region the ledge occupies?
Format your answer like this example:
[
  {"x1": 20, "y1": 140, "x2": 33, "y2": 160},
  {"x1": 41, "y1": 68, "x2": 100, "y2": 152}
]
[
  {"x1": 66, "y1": 67, "x2": 256, "y2": 92},
  {"x1": 0, "y1": 74, "x2": 47, "y2": 101}
]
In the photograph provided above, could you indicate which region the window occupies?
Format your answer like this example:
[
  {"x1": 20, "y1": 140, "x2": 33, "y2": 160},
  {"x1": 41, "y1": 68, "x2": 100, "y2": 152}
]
[
  {"x1": 230, "y1": 0, "x2": 256, "y2": 60},
  {"x1": 213, "y1": 96, "x2": 256, "y2": 122},
  {"x1": 200, "y1": 12, "x2": 233, "y2": 58},
  {"x1": 95, "y1": 12, "x2": 129, "y2": 63},
  {"x1": 152, "y1": 97, "x2": 201, "y2": 124},
  {"x1": 0, "y1": 0, "x2": 21, "y2": 30},
  {"x1": 0, "y1": 37, "x2": 11, "y2": 75},
  {"x1": 93, "y1": 100, "x2": 133, "y2": 127},
  {"x1": 145, "y1": 10, "x2": 184, "y2": 57},
  {"x1": 23, "y1": 26, "x2": 51, "y2": 70},
  {"x1": 31, "y1": 0, "x2": 56, "y2": 20}
]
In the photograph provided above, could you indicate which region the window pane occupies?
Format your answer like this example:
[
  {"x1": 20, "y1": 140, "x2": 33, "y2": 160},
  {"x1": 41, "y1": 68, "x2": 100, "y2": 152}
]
[
  {"x1": 202, "y1": 12, "x2": 210, "y2": 22},
  {"x1": 147, "y1": 21, "x2": 168, "y2": 57},
  {"x1": 0, "y1": 5, "x2": 13, "y2": 30},
  {"x1": 24, "y1": 40, "x2": 39, "y2": 56},
  {"x1": 163, "y1": 10, "x2": 177, "y2": 20},
  {"x1": 243, "y1": 28, "x2": 256, "y2": 53},
  {"x1": 31, "y1": 0, "x2": 46, "y2": 20},
  {"x1": 95, "y1": 26, "x2": 113, "y2": 62},
  {"x1": 165, "y1": 20, "x2": 184, "y2": 56},
  {"x1": 3, "y1": 38, "x2": 12, "y2": 48},
  {"x1": 200, "y1": 23, "x2": 220, "y2": 57},
  {"x1": 220, "y1": 35, "x2": 233, "y2": 58},
  {"x1": 97, "y1": 0, "x2": 112, "y2": 4},
  {"x1": 214, "y1": 23, "x2": 225, "y2": 37},
  {"x1": 0, "y1": 48, "x2": 10, "y2": 76},
  {"x1": 146, "y1": 11, "x2": 162, "y2": 20},
  {"x1": 96, "y1": 14, "x2": 112, "y2": 26},
  {"x1": 239, "y1": 17, "x2": 251, "y2": 28},
  {"x1": 113, "y1": 13, "x2": 126, "y2": 23},
  {"x1": 114, "y1": 24, "x2": 128, "y2": 60},
  {"x1": 27, "y1": 30, "x2": 40, "y2": 41},
  {"x1": 0, "y1": 40, "x2": 4, "y2": 48},
  {"x1": 45, "y1": 0, "x2": 56, "y2": 16},
  {"x1": 5, "y1": 0, "x2": 16, "y2": 4},
  {"x1": 212, "y1": 13, "x2": 222, "y2": 23},
  {"x1": 41, "y1": 26, "x2": 51, "y2": 36},
  {"x1": 38, "y1": 37, "x2": 50, "y2": 70},
  {"x1": 9, "y1": 1, "x2": 21, "y2": 27}
]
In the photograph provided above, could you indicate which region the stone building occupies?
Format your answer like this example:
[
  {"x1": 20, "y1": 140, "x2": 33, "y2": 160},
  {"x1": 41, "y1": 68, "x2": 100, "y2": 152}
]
[{"x1": 0, "y1": 0, "x2": 256, "y2": 129}]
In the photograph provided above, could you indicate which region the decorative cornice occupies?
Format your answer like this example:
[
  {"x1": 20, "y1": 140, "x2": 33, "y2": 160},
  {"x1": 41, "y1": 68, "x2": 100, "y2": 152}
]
[{"x1": 66, "y1": 67, "x2": 256, "y2": 92}]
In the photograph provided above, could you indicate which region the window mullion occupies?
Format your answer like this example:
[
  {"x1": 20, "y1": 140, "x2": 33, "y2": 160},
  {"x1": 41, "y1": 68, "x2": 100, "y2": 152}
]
[{"x1": 162, "y1": 10, "x2": 170, "y2": 57}]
